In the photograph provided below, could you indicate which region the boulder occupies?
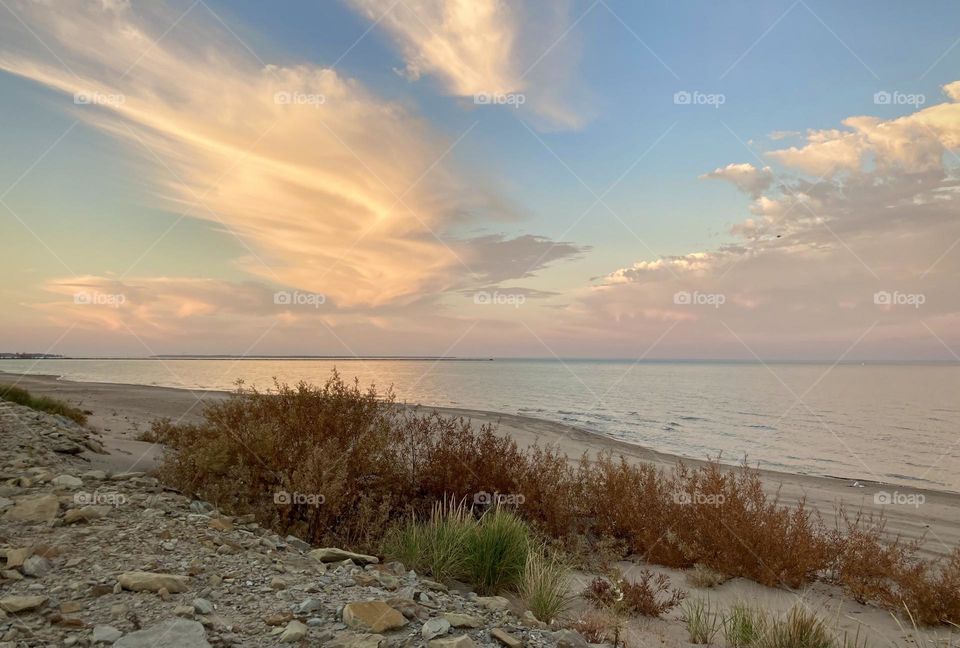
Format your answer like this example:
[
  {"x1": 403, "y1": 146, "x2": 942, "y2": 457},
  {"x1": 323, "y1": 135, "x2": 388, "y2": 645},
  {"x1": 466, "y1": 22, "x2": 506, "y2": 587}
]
[
  {"x1": 114, "y1": 618, "x2": 210, "y2": 648},
  {"x1": 4, "y1": 546, "x2": 31, "y2": 568},
  {"x1": 342, "y1": 601, "x2": 407, "y2": 633},
  {"x1": 3, "y1": 494, "x2": 59, "y2": 523},
  {"x1": 308, "y1": 547, "x2": 379, "y2": 565},
  {"x1": 118, "y1": 571, "x2": 189, "y2": 593}
]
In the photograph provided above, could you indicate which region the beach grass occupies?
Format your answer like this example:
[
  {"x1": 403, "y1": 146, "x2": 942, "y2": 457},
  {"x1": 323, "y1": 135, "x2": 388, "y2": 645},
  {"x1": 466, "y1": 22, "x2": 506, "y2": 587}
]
[{"x1": 0, "y1": 383, "x2": 87, "y2": 424}]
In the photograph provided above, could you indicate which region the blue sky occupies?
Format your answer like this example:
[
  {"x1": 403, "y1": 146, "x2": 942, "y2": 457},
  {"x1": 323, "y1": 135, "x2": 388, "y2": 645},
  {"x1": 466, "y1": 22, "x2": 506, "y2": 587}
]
[{"x1": 1, "y1": 0, "x2": 959, "y2": 359}]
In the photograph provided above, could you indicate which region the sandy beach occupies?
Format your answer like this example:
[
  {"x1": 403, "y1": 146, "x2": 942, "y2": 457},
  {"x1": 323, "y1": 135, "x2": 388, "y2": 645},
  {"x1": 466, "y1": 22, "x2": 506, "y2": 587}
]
[{"x1": 6, "y1": 371, "x2": 959, "y2": 559}]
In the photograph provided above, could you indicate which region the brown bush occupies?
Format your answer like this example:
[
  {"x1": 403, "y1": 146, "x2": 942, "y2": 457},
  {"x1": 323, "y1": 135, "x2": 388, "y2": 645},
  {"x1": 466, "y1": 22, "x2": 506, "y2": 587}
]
[
  {"x1": 151, "y1": 371, "x2": 960, "y2": 625},
  {"x1": 583, "y1": 569, "x2": 686, "y2": 618}
]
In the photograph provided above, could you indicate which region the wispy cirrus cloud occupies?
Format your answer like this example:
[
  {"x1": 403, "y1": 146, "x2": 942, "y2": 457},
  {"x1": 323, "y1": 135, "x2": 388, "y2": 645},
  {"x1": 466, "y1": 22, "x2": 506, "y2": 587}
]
[{"x1": 344, "y1": 0, "x2": 588, "y2": 129}]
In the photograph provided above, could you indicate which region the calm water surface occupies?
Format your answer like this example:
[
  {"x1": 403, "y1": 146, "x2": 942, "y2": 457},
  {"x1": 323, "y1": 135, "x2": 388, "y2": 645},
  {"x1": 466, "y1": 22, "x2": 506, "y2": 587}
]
[{"x1": 2, "y1": 359, "x2": 958, "y2": 492}]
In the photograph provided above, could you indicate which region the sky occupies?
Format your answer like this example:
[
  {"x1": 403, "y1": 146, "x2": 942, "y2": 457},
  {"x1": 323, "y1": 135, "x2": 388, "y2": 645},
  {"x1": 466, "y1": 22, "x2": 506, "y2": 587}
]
[{"x1": 1, "y1": 0, "x2": 959, "y2": 361}]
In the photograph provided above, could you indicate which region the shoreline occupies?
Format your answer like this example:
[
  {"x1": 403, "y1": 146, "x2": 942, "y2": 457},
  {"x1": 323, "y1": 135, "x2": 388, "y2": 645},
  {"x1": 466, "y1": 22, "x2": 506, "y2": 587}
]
[{"x1": 5, "y1": 370, "x2": 960, "y2": 559}]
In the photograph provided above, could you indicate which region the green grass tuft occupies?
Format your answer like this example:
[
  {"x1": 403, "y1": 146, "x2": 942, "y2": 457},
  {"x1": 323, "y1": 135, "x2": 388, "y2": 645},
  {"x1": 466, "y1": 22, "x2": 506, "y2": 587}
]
[
  {"x1": 520, "y1": 546, "x2": 574, "y2": 624},
  {"x1": 466, "y1": 507, "x2": 532, "y2": 595},
  {"x1": 0, "y1": 384, "x2": 87, "y2": 425}
]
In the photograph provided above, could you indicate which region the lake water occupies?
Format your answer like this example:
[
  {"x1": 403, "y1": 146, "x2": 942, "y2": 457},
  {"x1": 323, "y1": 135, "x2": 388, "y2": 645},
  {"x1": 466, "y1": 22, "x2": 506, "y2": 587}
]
[{"x1": 2, "y1": 358, "x2": 958, "y2": 492}]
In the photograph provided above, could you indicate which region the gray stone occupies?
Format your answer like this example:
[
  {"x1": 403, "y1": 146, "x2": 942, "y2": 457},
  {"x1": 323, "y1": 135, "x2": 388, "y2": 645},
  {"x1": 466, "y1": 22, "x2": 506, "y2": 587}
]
[
  {"x1": 429, "y1": 636, "x2": 478, "y2": 648},
  {"x1": 92, "y1": 624, "x2": 123, "y2": 644},
  {"x1": 21, "y1": 555, "x2": 51, "y2": 578},
  {"x1": 308, "y1": 547, "x2": 379, "y2": 565},
  {"x1": 114, "y1": 618, "x2": 210, "y2": 648},
  {"x1": 421, "y1": 618, "x2": 450, "y2": 640},
  {"x1": 192, "y1": 598, "x2": 213, "y2": 615},
  {"x1": 52, "y1": 474, "x2": 83, "y2": 489}
]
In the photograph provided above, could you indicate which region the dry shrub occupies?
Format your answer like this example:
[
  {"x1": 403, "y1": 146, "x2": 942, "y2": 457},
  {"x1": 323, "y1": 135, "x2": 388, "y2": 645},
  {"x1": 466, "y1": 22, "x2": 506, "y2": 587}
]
[
  {"x1": 151, "y1": 371, "x2": 960, "y2": 625},
  {"x1": 567, "y1": 609, "x2": 619, "y2": 643},
  {"x1": 686, "y1": 563, "x2": 730, "y2": 588},
  {"x1": 893, "y1": 548, "x2": 960, "y2": 626},
  {"x1": 584, "y1": 569, "x2": 686, "y2": 618}
]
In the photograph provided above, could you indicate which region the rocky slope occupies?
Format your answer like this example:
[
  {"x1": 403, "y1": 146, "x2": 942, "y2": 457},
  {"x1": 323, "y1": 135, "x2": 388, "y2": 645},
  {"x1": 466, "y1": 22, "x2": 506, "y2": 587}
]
[{"x1": 0, "y1": 401, "x2": 597, "y2": 648}]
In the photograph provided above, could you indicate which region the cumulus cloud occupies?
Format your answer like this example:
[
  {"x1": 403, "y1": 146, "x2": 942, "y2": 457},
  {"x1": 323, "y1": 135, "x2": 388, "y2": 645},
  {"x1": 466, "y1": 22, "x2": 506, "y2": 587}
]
[
  {"x1": 768, "y1": 84, "x2": 960, "y2": 176},
  {"x1": 570, "y1": 82, "x2": 960, "y2": 360},
  {"x1": 344, "y1": 0, "x2": 587, "y2": 129},
  {"x1": 0, "y1": 0, "x2": 581, "y2": 315},
  {"x1": 701, "y1": 163, "x2": 774, "y2": 197}
]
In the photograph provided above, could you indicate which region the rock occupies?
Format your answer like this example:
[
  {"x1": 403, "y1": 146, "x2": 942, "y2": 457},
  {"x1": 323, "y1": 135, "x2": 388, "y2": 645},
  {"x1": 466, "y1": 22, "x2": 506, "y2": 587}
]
[
  {"x1": 270, "y1": 576, "x2": 287, "y2": 590},
  {"x1": 295, "y1": 598, "x2": 322, "y2": 615},
  {"x1": 114, "y1": 618, "x2": 210, "y2": 648},
  {"x1": 328, "y1": 633, "x2": 386, "y2": 648},
  {"x1": 0, "y1": 595, "x2": 48, "y2": 613},
  {"x1": 522, "y1": 611, "x2": 547, "y2": 629},
  {"x1": 111, "y1": 472, "x2": 146, "y2": 481},
  {"x1": 477, "y1": 596, "x2": 511, "y2": 612},
  {"x1": 386, "y1": 597, "x2": 427, "y2": 621},
  {"x1": 21, "y1": 555, "x2": 51, "y2": 577},
  {"x1": 279, "y1": 620, "x2": 307, "y2": 643},
  {"x1": 92, "y1": 625, "x2": 123, "y2": 644},
  {"x1": 553, "y1": 629, "x2": 590, "y2": 648},
  {"x1": 491, "y1": 628, "x2": 523, "y2": 648},
  {"x1": 174, "y1": 605, "x2": 195, "y2": 618},
  {"x1": 429, "y1": 636, "x2": 478, "y2": 648},
  {"x1": 118, "y1": 571, "x2": 189, "y2": 593},
  {"x1": 61, "y1": 601, "x2": 84, "y2": 614},
  {"x1": 3, "y1": 494, "x2": 59, "y2": 523},
  {"x1": 285, "y1": 535, "x2": 311, "y2": 552},
  {"x1": 64, "y1": 506, "x2": 111, "y2": 524},
  {"x1": 342, "y1": 601, "x2": 407, "y2": 633},
  {"x1": 52, "y1": 474, "x2": 83, "y2": 489},
  {"x1": 308, "y1": 547, "x2": 379, "y2": 565},
  {"x1": 4, "y1": 546, "x2": 31, "y2": 568},
  {"x1": 441, "y1": 613, "x2": 484, "y2": 629},
  {"x1": 422, "y1": 618, "x2": 450, "y2": 640},
  {"x1": 209, "y1": 517, "x2": 233, "y2": 532},
  {"x1": 192, "y1": 598, "x2": 213, "y2": 615},
  {"x1": 82, "y1": 470, "x2": 107, "y2": 480},
  {"x1": 264, "y1": 611, "x2": 293, "y2": 626}
]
